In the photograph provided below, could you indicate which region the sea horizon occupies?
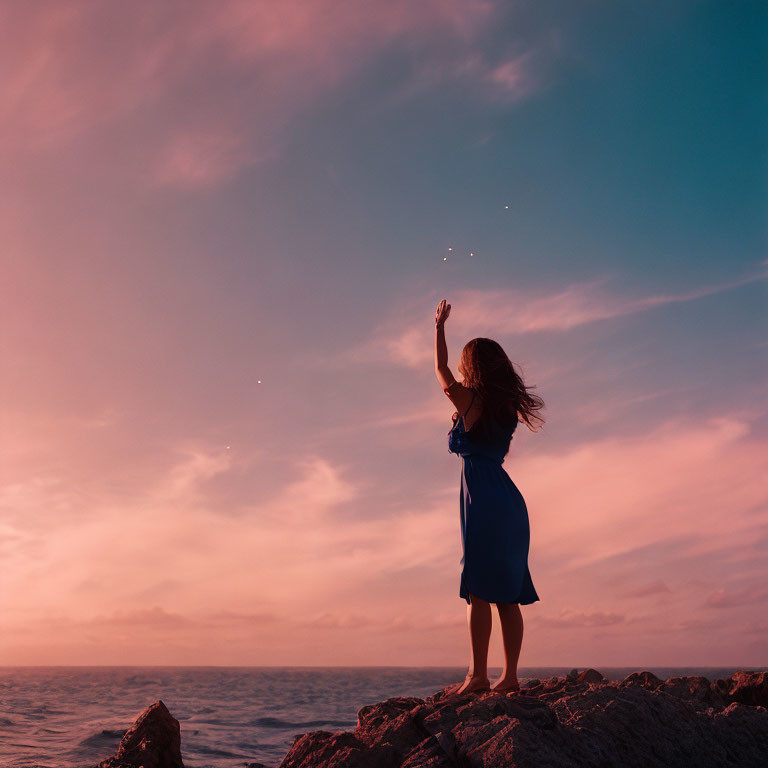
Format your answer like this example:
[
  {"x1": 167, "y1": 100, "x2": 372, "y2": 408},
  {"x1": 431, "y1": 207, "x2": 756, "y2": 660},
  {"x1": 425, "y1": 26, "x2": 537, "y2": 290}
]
[{"x1": 3, "y1": 663, "x2": 767, "y2": 668}]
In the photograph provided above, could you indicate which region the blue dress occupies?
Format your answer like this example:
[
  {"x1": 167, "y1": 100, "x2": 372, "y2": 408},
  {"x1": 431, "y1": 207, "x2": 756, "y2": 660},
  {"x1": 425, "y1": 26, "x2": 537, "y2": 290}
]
[{"x1": 448, "y1": 391, "x2": 540, "y2": 605}]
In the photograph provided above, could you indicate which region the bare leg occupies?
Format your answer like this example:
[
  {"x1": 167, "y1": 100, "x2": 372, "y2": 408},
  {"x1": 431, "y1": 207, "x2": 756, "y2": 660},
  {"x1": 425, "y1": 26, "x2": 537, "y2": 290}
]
[
  {"x1": 491, "y1": 602, "x2": 523, "y2": 692},
  {"x1": 454, "y1": 593, "x2": 492, "y2": 694}
]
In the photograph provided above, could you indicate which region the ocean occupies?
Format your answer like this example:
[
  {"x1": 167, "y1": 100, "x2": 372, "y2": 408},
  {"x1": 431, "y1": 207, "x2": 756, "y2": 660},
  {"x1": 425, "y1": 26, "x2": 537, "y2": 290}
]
[{"x1": 1, "y1": 666, "x2": 762, "y2": 768}]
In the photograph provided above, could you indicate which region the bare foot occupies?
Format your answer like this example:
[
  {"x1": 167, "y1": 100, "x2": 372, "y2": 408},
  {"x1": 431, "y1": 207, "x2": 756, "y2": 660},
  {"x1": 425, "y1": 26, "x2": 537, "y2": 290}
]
[
  {"x1": 490, "y1": 676, "x2": 520, "y2": 693},
  {"x1": 451, "y1": 675, "x2": 491, "y2": 695}
]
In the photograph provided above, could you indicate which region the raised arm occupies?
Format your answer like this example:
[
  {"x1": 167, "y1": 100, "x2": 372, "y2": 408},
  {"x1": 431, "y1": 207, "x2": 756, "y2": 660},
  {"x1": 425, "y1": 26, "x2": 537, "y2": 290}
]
[
  {"x1": 435, "y1": 321, "x2": 456, "y2": 391},
  {"x1": 434, "y1": 298, "x2": 452, "y2": 376},
  {"x1": 434, "y1": 299, "x2": 474, "y2": 414}
]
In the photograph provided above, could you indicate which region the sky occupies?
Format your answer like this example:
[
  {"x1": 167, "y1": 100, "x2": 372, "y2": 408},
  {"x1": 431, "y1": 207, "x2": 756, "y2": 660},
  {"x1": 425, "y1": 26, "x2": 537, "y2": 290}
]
[{"x1": 1, "y1": 0, "x2": 767, "y2": 668}]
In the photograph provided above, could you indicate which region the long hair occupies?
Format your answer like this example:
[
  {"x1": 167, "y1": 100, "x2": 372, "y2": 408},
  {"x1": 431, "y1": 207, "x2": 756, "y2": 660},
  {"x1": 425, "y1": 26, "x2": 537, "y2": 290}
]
[{"x1": 458, "y1": 338, "x2": 545, "y2": 439}]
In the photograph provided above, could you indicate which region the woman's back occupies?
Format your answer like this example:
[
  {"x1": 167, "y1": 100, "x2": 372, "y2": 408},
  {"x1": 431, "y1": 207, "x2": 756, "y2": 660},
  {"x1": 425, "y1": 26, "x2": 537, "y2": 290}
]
[{"x1": 448, "y1": 393, "x2": 517, "y2": 463}]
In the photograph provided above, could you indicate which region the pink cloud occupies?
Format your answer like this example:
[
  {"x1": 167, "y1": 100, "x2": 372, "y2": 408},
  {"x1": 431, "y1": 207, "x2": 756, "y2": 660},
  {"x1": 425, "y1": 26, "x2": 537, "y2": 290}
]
[
  {"x1": 1, "y1": 403, "x2": 766, "y2": 665},
  {"x1": 1, "y1": 0, "x2": 525, "y2": 188},
  {"x1": 88, "y1": 606, "x2": 193, "y2": 627},
  {"x1": 517, "y1": 414, "x2": 765, "y2": 573},
  {"x1": 152, "y1": 128, "x2": 263, "y2": 189},
  {"x1": 485, "y1": 51, "x2": 540, "y2": 100},
  {"x1": 300, "y1": 613, "x2": 371, "y2": 629},
  {"x1": 621, "y1": 580, "x2": 672, "y2": 598},
  {"x1": 704, "y1": 583, "x2": 768, "y2": 609},
  {"x1": 206, "y1": 610, "x2": 280, "y2": 626}
]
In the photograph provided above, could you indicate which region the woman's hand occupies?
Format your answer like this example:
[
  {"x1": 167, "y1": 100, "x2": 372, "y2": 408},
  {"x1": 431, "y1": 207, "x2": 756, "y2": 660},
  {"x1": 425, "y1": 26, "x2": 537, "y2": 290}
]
[{"x1": 435, "y1": 299, "x2": 451, "y2": 328}]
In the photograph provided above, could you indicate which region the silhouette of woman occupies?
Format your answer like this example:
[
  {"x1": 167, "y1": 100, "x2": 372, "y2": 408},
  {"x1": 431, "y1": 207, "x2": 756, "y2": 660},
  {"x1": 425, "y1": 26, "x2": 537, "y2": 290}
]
[{"x1": 434, "y1": 299, "x2": 543, "y2": 695}]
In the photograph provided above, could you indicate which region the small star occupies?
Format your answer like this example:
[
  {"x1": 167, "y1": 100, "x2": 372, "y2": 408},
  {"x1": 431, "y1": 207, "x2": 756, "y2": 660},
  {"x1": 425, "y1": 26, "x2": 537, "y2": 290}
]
[
  {"x1": 257, "y1": 380, "x2": 262, "y2": 384},
  {"x1": 505, "y1": 205, "x2": 509, "y2": 209},
  {"x1": 470, "y1": 252, "x2": 474, "y2": 256},
  {"x1": 448, "y1": 247, "x2": 453, "y2": 251},
  {"x1": 226, "y1": 445, "x2": 231, "y2": 450}
]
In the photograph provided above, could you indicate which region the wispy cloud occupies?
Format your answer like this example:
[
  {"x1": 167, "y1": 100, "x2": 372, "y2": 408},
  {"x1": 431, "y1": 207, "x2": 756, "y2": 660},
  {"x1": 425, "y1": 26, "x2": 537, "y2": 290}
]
[
  {"x1": 343, "y1": 268, "x2": 767, "y2": 370},
  {"x1": 390, "y1": 47, "x2": 544, "y2": 106},
  {"x1": 533, "y1": 609, "x2": 625, "y2": 629}
]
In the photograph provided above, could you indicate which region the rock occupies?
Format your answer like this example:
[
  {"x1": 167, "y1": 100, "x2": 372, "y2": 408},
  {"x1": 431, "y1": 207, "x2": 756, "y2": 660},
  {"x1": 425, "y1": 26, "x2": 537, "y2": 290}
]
[
  {"x1": 97, "y1": 700, "x2": 183, "y2": 768},
  {"x1": 94, "y1": 671, "x2": 768, "y2": 768},
  {"x1": 660, "y1": 675, "x2": 727, "y2": 708},
  {"x1": 276, "y1": 670, "x2": 768, "y2": 768},
  {"x1": 356, "y1": 696, "x2": 428, "y2": 762},
  {"x1": 565, "y1": 668, "x2": 578, "y2": 681},
  {"x1": 576, "y1": 668, "x2": 604, "y2": 684},
  {"x1": 619, "y1": 671, "x2": 663, "y2": 690},
  {"x1": 727, "y1": 670, "x2": 768, "y2": 708},
  {"x1": 278, "y1": 730, "x2": 398, "y2": 768}
]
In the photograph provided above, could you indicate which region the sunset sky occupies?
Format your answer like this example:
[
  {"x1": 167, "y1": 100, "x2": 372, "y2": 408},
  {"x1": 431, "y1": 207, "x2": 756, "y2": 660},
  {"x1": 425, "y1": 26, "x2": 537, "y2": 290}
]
[{"x1": 1, "y1": 1, "x2": 766, "y2": 668}]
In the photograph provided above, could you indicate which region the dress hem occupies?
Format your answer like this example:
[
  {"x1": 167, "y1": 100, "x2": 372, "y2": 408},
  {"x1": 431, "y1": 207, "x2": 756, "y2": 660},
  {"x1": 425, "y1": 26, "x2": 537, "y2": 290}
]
[
  {"x1": 460, "y1": 573, "x2": 540, "y2": 605},
  {"x1": 461, "y1": 593, "x2": 541, "y2": 606}
]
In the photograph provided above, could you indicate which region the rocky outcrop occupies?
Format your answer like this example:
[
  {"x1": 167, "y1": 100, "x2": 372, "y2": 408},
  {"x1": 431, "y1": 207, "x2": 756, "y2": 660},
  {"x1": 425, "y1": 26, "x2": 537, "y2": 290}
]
[
  {"x1": 97, "y1": 700, "x2": 183, "y2": 768},
  {"x1": 722, "y1": 670, "x2": 768, "y2": 707},
  {"x1": 95, "y1": 671, "x2": 768, "y2": 768},
  {"x1": 277, "y1": 670, "x2": 768, "y2": 768}
]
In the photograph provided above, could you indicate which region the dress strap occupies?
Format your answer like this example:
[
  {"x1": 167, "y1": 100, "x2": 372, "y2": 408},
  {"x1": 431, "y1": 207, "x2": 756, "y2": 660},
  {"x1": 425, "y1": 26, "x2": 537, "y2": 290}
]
[{"x1": 462, "y1": 390, "x2": 476, "y2": 419}]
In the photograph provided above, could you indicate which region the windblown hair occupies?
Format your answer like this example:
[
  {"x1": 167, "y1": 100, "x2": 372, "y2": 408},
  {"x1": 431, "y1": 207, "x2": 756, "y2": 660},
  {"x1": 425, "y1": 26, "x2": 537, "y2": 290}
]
[{"x1": 459, "y1": 338, "x2": 545, "y2": 438}]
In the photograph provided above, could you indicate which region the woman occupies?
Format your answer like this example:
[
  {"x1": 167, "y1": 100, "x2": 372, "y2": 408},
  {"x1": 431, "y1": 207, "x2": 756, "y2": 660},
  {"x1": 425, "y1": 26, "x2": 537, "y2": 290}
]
[{"x1": 434, "y1": 298, "x2": 544, "y2": 695}]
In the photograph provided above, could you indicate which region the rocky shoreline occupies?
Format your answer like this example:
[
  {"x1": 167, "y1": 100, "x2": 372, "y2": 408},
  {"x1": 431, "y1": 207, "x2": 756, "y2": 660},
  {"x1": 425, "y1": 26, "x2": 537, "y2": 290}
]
[{"x1": 96, "y1": 669, "x2": 768, "y2": 768}]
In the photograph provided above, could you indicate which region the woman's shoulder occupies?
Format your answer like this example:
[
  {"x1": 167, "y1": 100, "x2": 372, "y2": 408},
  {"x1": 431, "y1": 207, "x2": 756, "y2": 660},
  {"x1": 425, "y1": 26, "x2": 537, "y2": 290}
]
[{"x1": 443, "y1": 380, "x2": 476, "y2": 414}]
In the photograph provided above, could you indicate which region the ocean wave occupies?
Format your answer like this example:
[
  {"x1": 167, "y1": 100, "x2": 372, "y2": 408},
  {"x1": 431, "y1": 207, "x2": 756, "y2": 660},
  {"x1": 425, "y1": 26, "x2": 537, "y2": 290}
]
[
  {"x1": 78, "y1": 728, "x2": 125, "y2": 747},
  {"x1": 192, "y1": 743, "x2": 246, "y2": 758},
  {"x1": 120, "y1": 676, "x2": 166, "y2": 686},
  {"x1": 249, "y1": 716, "x2": 356, "y2": 730}
]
